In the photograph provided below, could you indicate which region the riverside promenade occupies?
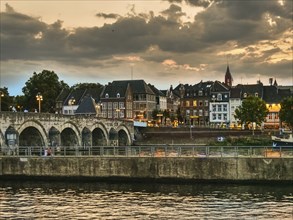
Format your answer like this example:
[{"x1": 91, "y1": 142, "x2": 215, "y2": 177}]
[{"x1": 1, "y1": 145, "x2": 292, "y2": 183}]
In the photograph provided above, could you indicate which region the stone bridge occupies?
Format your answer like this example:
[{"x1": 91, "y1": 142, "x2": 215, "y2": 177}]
[{"x1": 0, "y1": 112, "x2": 134, "y2": 151}]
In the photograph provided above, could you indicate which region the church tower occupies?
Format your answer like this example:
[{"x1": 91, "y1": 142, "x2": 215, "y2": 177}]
[{"x1": 225, "y1": 65, "x2": 233, "y2": 87}]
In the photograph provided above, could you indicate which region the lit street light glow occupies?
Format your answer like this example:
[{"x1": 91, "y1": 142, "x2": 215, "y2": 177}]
[
  {"x1": 36, "y1": 92, "x2": 43, "y2": 113},
  {"x1": 0, "y1": 91, "x2": 4, "y2": 112}
]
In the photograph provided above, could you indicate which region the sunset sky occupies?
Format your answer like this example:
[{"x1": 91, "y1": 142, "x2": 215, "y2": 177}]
[{"x1": 1, "y1": 0, "x2": 292, "y2": 96}]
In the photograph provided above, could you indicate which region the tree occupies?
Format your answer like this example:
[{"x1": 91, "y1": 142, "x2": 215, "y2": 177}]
[
  {"x1": 71, "y1": 82, "x2": 103, "y2": 90},
  {"x1": 176, "y1": 107, "x2": 184, "y2": 123},
  {"x1": 0, "y1": 87, "x2": 13, "y2": 111},
  {"x1": 22, "y1": 70, "x2": 69, "y2": 112},
  {"x1": 234, "y1": 96, "x2": 268, "y2": 131},
  {"x1": 279, "y1": 96, "x2": 293, "y2": 130},
  {"x1": 152, "y1": 109, "x2": 159, "y2": 120}
]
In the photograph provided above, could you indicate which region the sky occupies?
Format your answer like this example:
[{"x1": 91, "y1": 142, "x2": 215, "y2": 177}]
[{"x1": 0, "y1": 0, "x2": 292, "y2": 96}]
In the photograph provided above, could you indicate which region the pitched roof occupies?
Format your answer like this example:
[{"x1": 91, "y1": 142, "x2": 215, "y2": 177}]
[
  {"x1": 211, "y1": 81, "x2": 229, "y2": 92},
  {"x1": 230, "y1": 87, "x2": 241, "y2": 98},
  {"x1": 108, "y1": 80, "x2": 155, "y2": 95},
  {"x1": 75, "y1": 95, "x2": 97, "y2": 115},
  {"x1": 127, "y1": 80, "x2": 154, "y2": 94},
  {"x1": 235, "y1": 83, "x2": 263, "y2": 98},
  {"x1": 84, "y1": 87, "x2": 104, "y2": 102},
  {"x1": 103, "y1": 81, "x2": 130, "y2": 98},
  {"x1": 64, "y1": 88, "x2": 87, "y2": 106},
  {"x1": 148, "y1": 84, "x2": 165, "y2": 96},
  {"x1": 56, "y1": 88, "x2": 70, "y2": 102},
  {"x1": 263, "y1": 86, "x2": 291, "y2": 103}
]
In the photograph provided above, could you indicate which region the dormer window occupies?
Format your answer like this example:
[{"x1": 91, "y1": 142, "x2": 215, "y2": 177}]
[
  {"x1": 186, "y1": 93, "x2": 189, "y2": 97},
  {"x1": 199, "y1": 90, "x2": 203, "y2": 96},
  {"x1": 117, "y1": 93, "x2": 120, "y2": 98},
  {"x1": 255, "y1": 92, "x2": 258, "y2": 97},
  {"x1": 243, "y1": 93, "x2": 247, "y2": 98},
  {"x1": 105, "y1": 93, "x2": 109, "y2": 98},
  {"x1": 212, "y1": 94, "x2": 216, "y2": 101},
  {"x1": 217, "y1": 93, "x2": 222, "y2": 101}
]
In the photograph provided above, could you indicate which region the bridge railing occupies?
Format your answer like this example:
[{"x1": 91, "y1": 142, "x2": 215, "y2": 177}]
[{"x1": 1, "y1": 145, "x2": 292, "y2": 158}]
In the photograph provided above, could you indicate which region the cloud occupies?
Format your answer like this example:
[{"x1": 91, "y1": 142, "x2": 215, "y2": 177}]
[
  {"x1": 162, "y1": 59, "x2": 206, "y2": 71},
  {"x1": 1, "y1": 1, "x2": 292, "y2": 95},
  {"x1": 96, "y1": 13, "x2": 120, "y2": 19},
  {"x1": 168, "y1": 0, "x2": 211, "y2": 8}
]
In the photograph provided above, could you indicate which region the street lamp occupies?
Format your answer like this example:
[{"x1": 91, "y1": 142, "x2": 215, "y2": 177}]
[
  {"x1": 0, "y1": 91, "x2": 4, "y2": 112},
  {"x1": 36, "y1": 92, "x2": 43, "y2": 113}
]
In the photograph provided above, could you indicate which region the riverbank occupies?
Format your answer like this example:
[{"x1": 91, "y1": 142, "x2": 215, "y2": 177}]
[
  {"x1": 1, "y1": 157, "x2": 292, "y2": 183},
  {"x1": 135, "y1": 127, "x2": 272, "y2": 145}
]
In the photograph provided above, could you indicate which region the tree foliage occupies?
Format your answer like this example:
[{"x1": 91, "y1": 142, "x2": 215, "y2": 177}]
[
  {"x1": 71, "y1": 83, "x2": 103, "y2": 90},
  {"x1": 0, "y1": 87, "x2": 13, "y2": 111},
  {"x1": 234, "y1": 96, "x2": 268, "y2": 127},
  {"x1": 22, "y1": 70, "x2": 69, "y2": 112},
  {"x1": 279, "y1": 96, "x2": 293, "y2": 130},
  {"x1": 152, "y1": 109, "x2": 160, "y2": 120}
]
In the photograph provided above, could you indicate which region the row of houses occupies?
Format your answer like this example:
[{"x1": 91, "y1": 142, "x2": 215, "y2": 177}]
[{"x1": 56, "y1": 66, "x2": 292, "y2": 129}]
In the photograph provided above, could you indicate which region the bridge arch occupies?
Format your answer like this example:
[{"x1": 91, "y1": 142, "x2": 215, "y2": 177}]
[
  {"x1": 49, "y1": 126, "x2": 60, "y2": 146},
  {"x1": 91, "y1": 123, "x2": 108, "y2": 146},
  {"x1": 60, "y1": 121, "x2": 81, "y2": 146},
  {"x1": 17, "y1": 120, "x2": 48, "y2": 147},
  {"x1": 116, "y1": 124, "x2": 132, "y2": 146}
]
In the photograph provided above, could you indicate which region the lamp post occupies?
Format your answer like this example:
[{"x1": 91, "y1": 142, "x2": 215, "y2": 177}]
[
  {"x1": 0, "y1": 91, "x2": 4, "y2": 112},
  {"x1": 36, "y1": 92, "x2": 43, "y2": 113},
  {"x1": 157, "y1": 113, "x2": 163, "y2": 126}
]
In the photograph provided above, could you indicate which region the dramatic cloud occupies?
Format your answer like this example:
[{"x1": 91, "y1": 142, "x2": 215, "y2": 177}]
[{"x1": 0, "y1": 1, "x2": 292, "y2": 95}]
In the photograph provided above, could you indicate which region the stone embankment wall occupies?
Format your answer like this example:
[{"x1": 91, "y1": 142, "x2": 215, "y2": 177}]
[{"x1": 1, "y1": 157, "x2": 292, "y2": 182}]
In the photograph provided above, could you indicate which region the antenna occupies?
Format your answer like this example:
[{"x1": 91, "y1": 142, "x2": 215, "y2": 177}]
[{"x1": 130, "y1": 63, "x2": 134, "y2": 80}]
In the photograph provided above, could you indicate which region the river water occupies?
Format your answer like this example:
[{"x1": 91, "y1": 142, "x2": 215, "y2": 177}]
[{"x1": 0, "y1": 180, "x2": 292, "y2": 219}]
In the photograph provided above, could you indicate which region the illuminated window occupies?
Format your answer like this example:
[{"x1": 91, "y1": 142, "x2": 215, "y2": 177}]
[
  {"x1": 193, "y1": 100, "x2": 197, "y2": 106},
  {"x1": 186, "y1": 101, "x2": 190, "y2": 107}
]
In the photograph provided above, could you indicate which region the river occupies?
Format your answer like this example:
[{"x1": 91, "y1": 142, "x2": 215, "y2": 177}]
[{"x1": 0, "y1": 180, "x2": 292, "y2": 219}]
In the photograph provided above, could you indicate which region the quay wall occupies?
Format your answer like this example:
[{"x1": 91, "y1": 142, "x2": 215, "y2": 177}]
[{"x1": 0, "y1": 157, "x2": 292, "y2": 182}]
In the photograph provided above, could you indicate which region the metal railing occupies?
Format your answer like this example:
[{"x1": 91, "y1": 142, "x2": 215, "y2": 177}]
[{"x1": 1, "y1": 145, "x2": 292, "y2": 158}]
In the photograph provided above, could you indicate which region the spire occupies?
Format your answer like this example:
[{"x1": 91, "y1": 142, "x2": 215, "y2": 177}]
[
  {"x1": 273, "y1": 78, "x2": 278, "y2": 86},
  {"x1": 225, "y1": 65, "x2": 233, "y2": 87}
]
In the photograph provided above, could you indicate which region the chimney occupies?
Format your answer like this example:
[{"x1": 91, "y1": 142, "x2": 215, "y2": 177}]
[{"x1": 269, "y1": 78, "x2": 273, "y2": 86}]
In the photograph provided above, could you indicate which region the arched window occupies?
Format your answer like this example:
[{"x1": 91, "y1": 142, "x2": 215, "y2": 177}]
[
  {"x1": 117, "y1": 93, "x2": 120, "y2": 98},
  {"x1": 217, "y1": 93, "x2": 222, "y2": 101},
  {"x1": 255, "y1": 92, "x2": 258, "y2": 97},
  {"x1": 243, "y1": 93, "x2": 247, "y2": 98},
  {"x1": 105, "y1": 93, "x2": 109, "y2": 98}
]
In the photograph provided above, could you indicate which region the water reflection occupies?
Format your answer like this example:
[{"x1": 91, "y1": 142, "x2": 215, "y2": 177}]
[{"x1": 0, "y1": 180, "x2": 292, "y2": 219}]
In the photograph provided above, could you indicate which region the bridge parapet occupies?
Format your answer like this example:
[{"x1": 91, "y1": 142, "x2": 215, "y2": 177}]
[{"x1": 0, "y1": 112, "x2": 134, "y2": 151}]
